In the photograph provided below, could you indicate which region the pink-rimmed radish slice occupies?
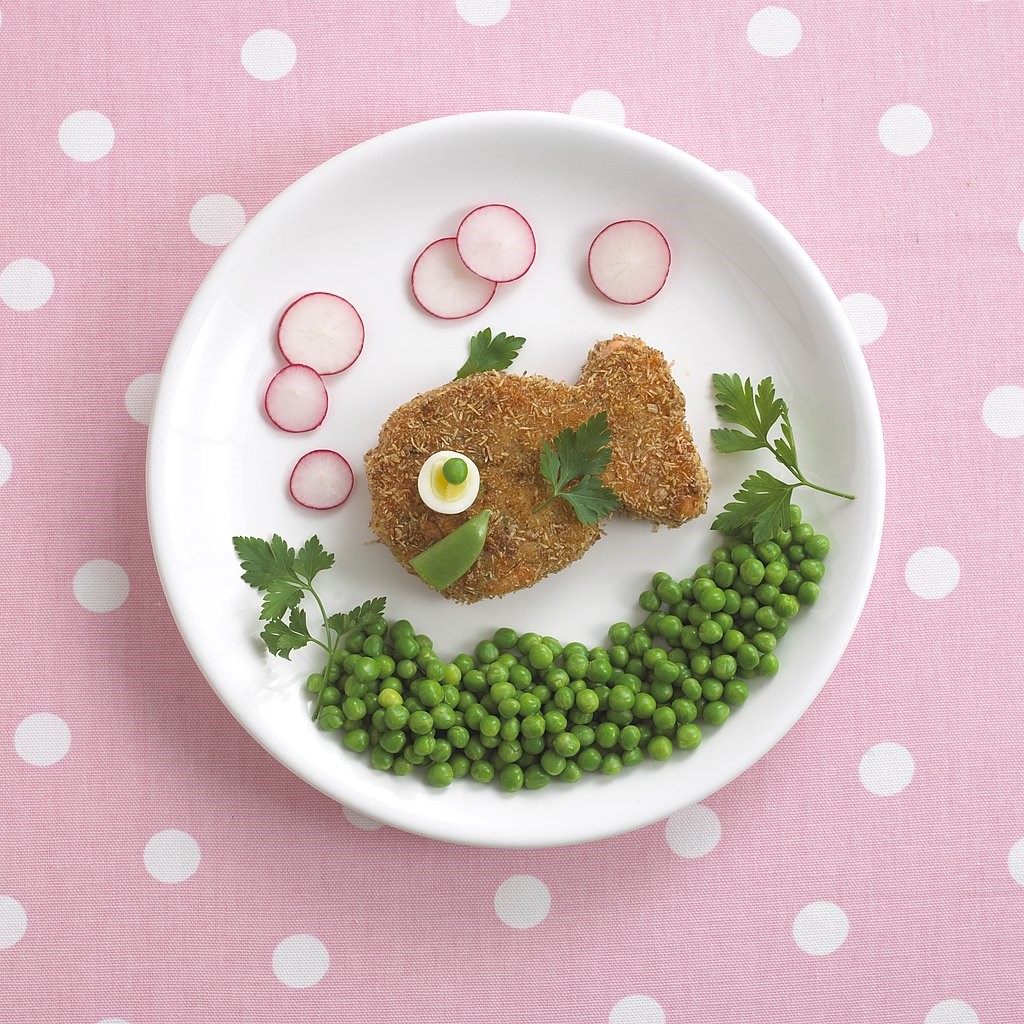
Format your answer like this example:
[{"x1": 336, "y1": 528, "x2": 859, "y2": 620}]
[
  {"x1": 264, "y1": 364, "x2": 328, "y2": 433},
  {"x1": 277, "y1": 292, "x2": 364, "y2": 376},
  {"x1": 411, "y1": 237, "x2": 497, "y2": 319},
  {"x1": 587, "y1": 220, "x2": 671, "y2": 305},
  {"x1": 289, "y1": 449, "x2": 355, "y2": 510},
  {"x1": 456, "y1": 204, "x2": 536, "y2": 283}
]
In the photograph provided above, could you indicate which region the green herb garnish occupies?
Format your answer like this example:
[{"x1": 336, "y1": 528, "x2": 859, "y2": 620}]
[
  {"x1": 710, "y1": 373, "x2": 855, "y2": 543},
  {"x1": 532, "y1": 411, "x2": 620, "y2": 525},
  {"x1": 232, "y1": 534, "x2": 385, "y2": 719},
  {"x1": 455, "y1": 328, "x2": 526, "y2": 379}
]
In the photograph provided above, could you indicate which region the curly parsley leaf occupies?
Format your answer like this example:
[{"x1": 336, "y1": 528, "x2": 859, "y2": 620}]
[
  {"x1": 534, "y1": 411, "x2": 620, "y2": 524},
  {"x1": 326, "y1": 597, "x2": 387, "y2": 639},
  {"x1": 709, "y1": 373, "x2": 854, "y2": 542},
  {"x1": 260, "y1": 605, "x2": 312, "y2": 660},
  {"x1": 711, "y1": 471, "x2": 796, "y2": 545},
  {"x1": 455, "y1": 328, "x2": 526, "y2": 379}
]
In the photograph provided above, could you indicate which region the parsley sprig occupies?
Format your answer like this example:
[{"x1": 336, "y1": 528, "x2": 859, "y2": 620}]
[
  {"x1": 710, "y1": 373, "x2": 855, "y2": 543},
  {"x1": 455, "y1": 328, "x2": 526, "y2": 379},
  {"x1": 232, "y1": 534, "x2": 385, "y2": 720},
  {"x1": 532, "y1": 411, "x2": 620, "y2": 525}
]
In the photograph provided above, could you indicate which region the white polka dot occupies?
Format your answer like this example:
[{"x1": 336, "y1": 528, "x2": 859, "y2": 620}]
[
  {"x1": 241, "y1": 29, "x2": 296, "y2": 81},
  {"x1": 58, "y1": 110, "x2": 115, "y2": 162},
  {"x1": 841, "y1": 292, "x2": 888, "y2": 345},
  {"x1": 665, "y1": 803, "x2": 721, "y2": 859},
  {"x1": 925, "y1": 1000, "x2": 980, "y2": 1024},
  {"x1": 0, "y1": 258, "x2": 54, "y2": 311},
  {"x1": 0, "y1": 896, "x2": 27, "y2": 949},
  {"x1": 879, "y1": 104, "x2": 933, "y2": 156},
  {"x1": 124, "y1": 373, "x2": 160, "y2": 425},
  {"x1": 905, "y1": 547, "x2": 959, "y2": 600},
  {"x1": 343, "y1": 806, "x2": 384, "y2": 831},
  {"x1": 0, "y1": 443, "x2": 10, "y2": 487},
  {"x1": 720, "y1": 170, "x2": 756, "y2": 199},
  {"x1": 14, "y1": 713, "x2": 71, "y2": 767},
  {"x1": 747, "y1": 7, "x2": 802, "y2": 57},
  {"x1": 189, "y1": 194, "x2": 246, "y2": 247},
  {"x1": 792, "y1": 901, "x2": 849, "y2": 955},
  {"x1": 493, "y1": 875, "x2": 550, "y2": 929},
  {"x1": 609, "y1": 995, "x2": 666, "y2": 1024},
  {"x1": 570, "y1": 90, "x2": 626, "y2": 126},
  {"x1": 982, "y1": 385, "x2": 1024, "y2": 438},
  {"x1": 73, "y1": 559, "x2": 129, "y2": 612},
  {"x1": 1008, "y1": 837, "x2": 1024, "y2": 887},
  {"x1": 859, "y1": 742, "x2": 914, "y2": 796},
  {"x1": 455, "y1": 0, "x2": 510, "y2": 27},
  {"x1": 144, "y1": 829, "x2": 201, "y2": 884},
  {"x1": 272, "y1": 934, "x2": 329, "y2": 988}
]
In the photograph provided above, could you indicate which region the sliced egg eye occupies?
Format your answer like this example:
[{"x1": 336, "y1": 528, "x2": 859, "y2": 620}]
[{"x1": 417, "y1": 450, "x2": 481, "y2": 515}]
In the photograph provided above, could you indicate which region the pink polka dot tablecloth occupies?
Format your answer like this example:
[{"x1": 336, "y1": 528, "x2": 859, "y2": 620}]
[{"x1": 2, "y1": 2, "x2": 1023, "y2": 1022}]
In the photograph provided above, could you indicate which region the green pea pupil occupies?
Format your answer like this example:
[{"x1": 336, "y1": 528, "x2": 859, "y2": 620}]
[{"x1": 442, "y1": 457, "x2": 468, "y2": 485}]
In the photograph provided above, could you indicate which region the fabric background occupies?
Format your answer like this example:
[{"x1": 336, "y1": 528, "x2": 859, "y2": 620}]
[{"x1": 2, "y1": 2, "x2": 1022, "y2": 1022}]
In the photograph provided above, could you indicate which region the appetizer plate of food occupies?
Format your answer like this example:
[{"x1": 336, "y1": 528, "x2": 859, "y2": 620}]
[{"x1": 147, "y1": 111, "x2": 884, "y2": 848}]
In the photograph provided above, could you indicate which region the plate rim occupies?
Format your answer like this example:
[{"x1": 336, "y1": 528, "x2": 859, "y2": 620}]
[{"x1": 147, "y1": 109, "x2": 886, "y2": 848}]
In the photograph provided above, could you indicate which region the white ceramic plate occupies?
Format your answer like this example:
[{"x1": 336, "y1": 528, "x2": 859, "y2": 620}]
[{"x1": 148, "y1": 111, "x2": 884, "y2": 848}]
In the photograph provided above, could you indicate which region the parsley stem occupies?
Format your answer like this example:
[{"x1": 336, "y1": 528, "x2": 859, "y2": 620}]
[
  {"x1": 769, "y1": 444, "x2": 855, "y2": 502},
  {"x1": 531, "y1": 494, "x2": 557, "y2": 515}
]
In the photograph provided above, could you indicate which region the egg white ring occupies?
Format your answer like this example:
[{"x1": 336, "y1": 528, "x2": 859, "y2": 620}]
[{"x1": 417, "y1": 450, "x2": 481, "y2": 515}]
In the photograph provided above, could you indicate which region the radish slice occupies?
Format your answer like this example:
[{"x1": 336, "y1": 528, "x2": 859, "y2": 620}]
[
  {"x1": 264, "y1": 364, "x2": 328, "y2": 433},
  {"x1": 456, "y1": 204, "x2": 536, "y2": 283},
  {"x1": 289, "y1": 449, "x2": 355, "y2": 510},
  {"x1": 277, "y1": 292, "x2": 364, "y2": 376},
  {"x1": 411, "y1": 237, "x2": 497, "y2": 319},
  {"x1": 587, "y1": 220, "x2": 671, "y2": 305}
]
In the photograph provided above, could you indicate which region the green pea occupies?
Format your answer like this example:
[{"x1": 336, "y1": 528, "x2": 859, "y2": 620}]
[
  {"x1": 450, "y1": 754, "x2": 470, "y2": 779},
  {"x1": 609, "y1": 645, "x2": 629, "y2": 668},
  {"x1": 653, "y1": 660, "x2": 681, "y2": 685},
  {"x1": 656, "y1": 579, "x2": 683, "y2": 605},
  {"x1": 353, "y1": 657, "x2": 380, "y2": 685},
  {"x1": 713, "y1": 561, "x2": 737, "y2": 588},
  {"x1": 762, "y1": 560, "x2": 787, "y2": 587},
  {"x1": 595, "y1": 722, "x2": 620, "y2": 748},
  {"x1": 608, "y1": 621, "x2": 632, "y2": 646},
  {"x1": 607, "y1": 685, "x2": 634, "y2": 712},
  {"x1": 423, "y1": 761, "x2": 452, "y2": 787},
  {"x1": 361, "y1": 635, "x2": 385, "y2": 658},
  {"x1": 621, "y1": 748, "x2": 644, "y2": 768},
  {"x1": 647, "y1": 736, "x2": 673, "y2": 761},
  {"x1": 479, "y1": 714, "x2": 501, "y2": 737},
  {"x1": 320, "y1": 685, "x2": 341, "y2": 708},
  {"x1": 676, "y1": 723, "x2": 702, "y2": 750},
  {"x1": 680, "y1": 625, "x2": 702, "y2": 651},
  {"x1": 319, "y1": 705, "x2": 343, "y2": 731},
  {"x1": 736, "y1": 643, "x2": 760, "y2": 671},
  {"x1": 521, "y1": 735, "x2": 544, "y2": 755},
  {"x1": 691, "y1": 578, "x2": 714, "y2": 601},
  {"x1": 470, "y1": 759, "x2": 495, "y2": 783},
  {"x1": 524, "y1": 764, "x2": 550, "y2": 790},
  {"x1": 722, "y1": 628, "x2": 744, "y2": 653},
  {"x1": 600, "y1": 753, "x2": 623, "y2": 775},
  {"x1": 698, "y1": 587, "x2": 727, "y2": 613},
  {"x1": 805, "y1": 533, "x2": 831, "y2": 559},
  {"x1": 775, "y1": 527, "x2": 793, "y2": 547},
  {"x1": 792, "y1": 521, "x2": 814, "y2": 543},
  {"x1": 690, "y1": 653, "x2": 711, "y2": 677},
  {"x1": 417, "y1": 680, "x2": 443, "y2": 708},
  {"x1": 711, "y1": 654, "x2": 737, "y2": 680},
  {"x1": 473, "y1": 640, "x2": 498, "y2": 665},
  {"x1": 738, "y1": 596, "x2": 759, "y2": 621},
  {"x1": 632, "y1": 692, "x2": 657, "y2": 718},
  {"x1": 788, "y1": 503, "x2": 803, "y2": 526},
  {"x1": 497, "y1": 764, "x2": 523, "y2": 792},
  {"x1": 754, "y1": 583, "x2": 780, "y2": 606},
  {"x1": 652, "y1": 706, "x2": 677, "y2": 730},
  {"x1": 702, "y1": 678, "x2": 724, "y2": 701},
  {"x1": 774, "y1": 594, "x2": 800, "y2": 619},
  {"x1": 755, "y1": 606, "x2": 779, "y2": 630},
  {"x1": 739, "y1": 558, "x2": 765, "y2": 586},
  {"x1": 672, "y1": 699, "x2": 698, "y2": 724},
  {"x1": 693, "y1": 563, "x2": 715, "y2": 580},
  {"x1": 703, "y1": 700, "x2": 730, "y2": 726},
  {"x1": 687, "y1": 604, "x2": 710, "y2": 627},
  {"x1": 788, "y1": 544, "x2": 806, "y2": 563},
  {"x1": 407, "y1": 710, "x2": 433, "y2": 735},
  {"x1": 753, "y1": 631, "x2": 777, "y2": 654},
  {"x1": 527, "y1": 643, "x2": 553, "y2": 670},
  {"x1": 432, "y1": 705, "x2": 457, "y2": 730},
  {"x1": 758, "y1": 653, "x2": 780, "y2": 676},
  {"x1": 544, "y1": 710, "x2": 567, "y2": 734},
  {"x1": 731, "y1": 544, "x2": 756, "y2": 567},
  {"x1": 500, "y1": 717, "x2": 520, "y2": 741},
  {"x1": 586, "y1": 659, "x2": 613, "y2": 684},
  {"x1": 781, "y1": 570, "x2": 803, "y2": 595},
  {"x1": 306, "y1": 672, "x2": 324, "y2": 694},
  {"x1": 639, "y1": 589, "x2": 660, "y2": 612},
  {"x1": 656, "y1": 615, "x2": 683, "y2": 642},
  {"x1": 773, "y1": 618, "x2": 789, "y2": 640},
  {"x1": 698, "y1": 620, "x2": 724, "y2": 645},
  {"x1": 722, "y1": 589, "x2": 741, "y2": 615},
  {"x1": 343, "y1": 728, "x2": 370, "y2": 752},
  {"x1": 559, "y1": 762, "x2": 583, "y2": 783},
  {"x1": 552, "y1": 732, "x2": 581, "y2": 758},
  {"x1": 370, "y1": 746, "x2": 394, "y2": 771},
  {"x1": 723, "y1": 680, "x2": 749, "y2": 705},
  {"x1": 383, "y1": 704, "x2": 408, "y2": 730},
  {"x1": 344, "y1": 632, "x2": 365, "y2": 654},
  {"x1": 465, "y1": 737, "x2": 486, "y2": 760},
  {"x1": 800, "y1": 558, "x2": 826, "y2": 583},
  {"x1": 496, "y1": 739, "x2": 521, "y2": 763}
]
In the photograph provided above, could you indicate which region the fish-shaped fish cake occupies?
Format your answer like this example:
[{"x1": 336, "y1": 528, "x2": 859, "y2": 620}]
[{"x1": 364, "y1": 335, "x2": 710, "y2": 602}]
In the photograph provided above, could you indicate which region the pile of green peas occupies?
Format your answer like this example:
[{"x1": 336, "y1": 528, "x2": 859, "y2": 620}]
[{"x1": 305, "y1": 503, "x2": 830, "y2": 791}]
